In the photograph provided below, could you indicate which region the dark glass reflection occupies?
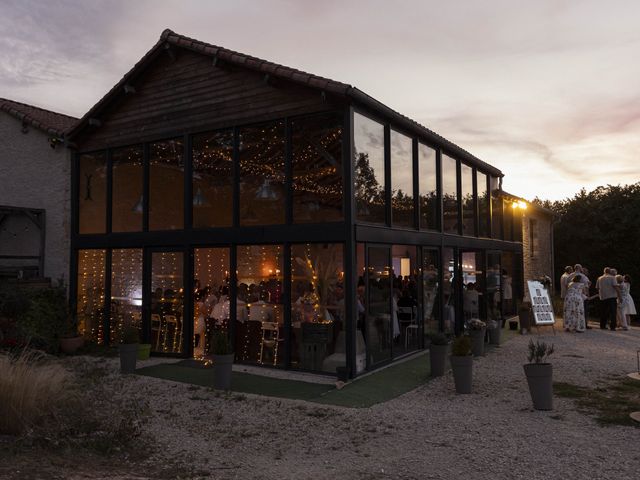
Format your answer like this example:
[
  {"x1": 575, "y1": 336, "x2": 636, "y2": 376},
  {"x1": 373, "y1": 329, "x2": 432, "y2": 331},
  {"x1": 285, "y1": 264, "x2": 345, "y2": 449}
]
[
  {"x1": 391, "y1": 244, "x2": 419, "y2": 353},
  {"x1": 390, "y1": 130, "x2": 413, "y2": 228},
  {"x1": 442, "y1": 247, "x2": 457, "y2": 334},
  {"x1": 77, "y1": 249, "x2": 106, "y2": 344},
  {"x1": 442, "y1": 155, "x2": 458, "y2": 234},
  {"x1": 354, "y1": 113, "x2": 385, "y2": 224},
  {"x1": 419, "y1": 144, "x2": 438, "y2": 231},
  {"x1": 236, "y1": 245, "x2": 284, "y2": 365},
  {"x1": 421, "y1": 249, "x2": 440, "y2": 334},
  {"x1": 366, "y1": 246, "x2": 391, "y2": 365},
  {"x1": 192, "y1": 130, "x2": 233, "y2": 228},
  {"x1": 477, "y1": 172, "x2": 489, "y2": 238},
  {"x1": 193, "y1": 248, "x2": 230, "y2": 358},
  {"x1": 292, "y1": 114, "x2": 343, "y2": 223},
  {"x1": 290, "y1": 243, "x2": 344, "y2": 372},
  {"x1": 149, "y1": 138, "x2": 184, "y2": 230},
  {"x1": 461, "y1": 164, "x2": 475, "y2": 236},
  {"x1": 112, "y1": 146, "x2": 143, "y2": 232},
  {"x1": 110, "y1": 249, "x2": 143, "y2": 344},
  {"x1": 239, "y1": 122, "x2": 285, "y2": 226},
  {"x1": 150, "y1": 251, "x2": 184, "y2": 353},
  {"x1": 78, "y1": 152, "x2": 106, "y2": 234}
]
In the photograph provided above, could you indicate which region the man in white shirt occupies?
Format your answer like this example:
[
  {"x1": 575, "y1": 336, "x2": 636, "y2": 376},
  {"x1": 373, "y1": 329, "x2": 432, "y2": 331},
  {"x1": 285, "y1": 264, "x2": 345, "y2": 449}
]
[
  {"x1": 596, "y1": 267, "x2": 619, "y2": 330},
  {"x1": 560, "y1": 266, "x2": 573, "y2": 300}
]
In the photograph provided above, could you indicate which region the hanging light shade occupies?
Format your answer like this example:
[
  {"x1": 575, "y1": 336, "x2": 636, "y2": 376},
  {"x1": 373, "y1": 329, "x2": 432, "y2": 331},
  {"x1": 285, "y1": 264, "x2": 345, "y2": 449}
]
[
  {"x1": 255, "y1": 179, "x2": 278, "y2": 200},
  {"x1": 132, "y1": 195, "x2": 144, "y2": 213},
  {"x1": 192, "y1": 187, "x2": 208, "y2": 207}
]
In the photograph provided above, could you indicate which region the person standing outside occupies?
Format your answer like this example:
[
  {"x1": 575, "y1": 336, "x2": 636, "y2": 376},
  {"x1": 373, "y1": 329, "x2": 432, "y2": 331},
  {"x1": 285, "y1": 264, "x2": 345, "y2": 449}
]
[
  {"x1": 569, "y1": 264, "x2": 592, "y2": 328},
  {"x1": 560, "y1": 266, "x2": 573, "y2": 301},
  {"x1": 596, "y1": 267, "x2": 618, "y2": 330}
]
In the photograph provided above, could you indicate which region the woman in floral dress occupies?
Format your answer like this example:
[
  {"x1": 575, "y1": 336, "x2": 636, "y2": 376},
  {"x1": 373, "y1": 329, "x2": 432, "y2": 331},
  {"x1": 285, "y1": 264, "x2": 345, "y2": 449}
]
[
  {"x1": 616, "y1": 274, "x2": 636, "y2": 330},
  {"x1": 564, "y1": 275, "x2": 587, "y2": 332}
]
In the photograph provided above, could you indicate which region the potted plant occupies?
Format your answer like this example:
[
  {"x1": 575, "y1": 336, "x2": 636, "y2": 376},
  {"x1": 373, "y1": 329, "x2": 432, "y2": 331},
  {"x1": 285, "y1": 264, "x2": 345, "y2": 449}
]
[
  {"x1": 523, "y1": 339, "x2": 554, "y2": 410},
  {"x1": 450, "y1": 335, "x2": 473, "y2": 394},
  {"x1": 467, "y1": 318, "x2": 486, "y2": 356},
  {"x1": 429, "y1": 332, "x2": 450, "y2": 377},
  {"x1": 211, "y1": 330, "x2": 234, "y2": 390},
  {"x1": 487, "y1": 319, "x2": 501, "y2": 346},
  {"x1": 119, "y1": 325, "x2": 139, "y2": 374},
  {"x1": 59, "y1": 314, "x2": 85, "y2": 354}
]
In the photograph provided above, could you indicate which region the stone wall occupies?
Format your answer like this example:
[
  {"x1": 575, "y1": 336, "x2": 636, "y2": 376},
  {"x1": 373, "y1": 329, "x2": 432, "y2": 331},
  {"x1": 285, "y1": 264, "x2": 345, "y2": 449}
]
[{"x1": 0, "y1": 112, "x2": 70, "y2": 284}]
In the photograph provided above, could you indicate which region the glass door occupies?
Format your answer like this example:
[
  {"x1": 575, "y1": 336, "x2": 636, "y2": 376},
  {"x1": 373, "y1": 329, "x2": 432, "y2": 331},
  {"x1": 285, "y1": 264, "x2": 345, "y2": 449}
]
[
  {"x1": 366, "y1": 245, "x2": 392, "y2": 367},
  {"x1": 460, "y1": 251, "x2": 486, "y2": 324},
  {"x1": 149, "y1": 250, "x2": 185, "y2": 354},
  {"x1": 486, "y1": 251, "x2": 502, "y2": 324}
]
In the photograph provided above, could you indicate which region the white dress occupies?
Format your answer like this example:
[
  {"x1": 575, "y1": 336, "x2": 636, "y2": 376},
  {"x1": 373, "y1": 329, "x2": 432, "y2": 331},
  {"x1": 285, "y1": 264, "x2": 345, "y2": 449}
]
[
  {"x1": 619, "y1": 282, "x2": 637, "y2": 316},
  {"x1": 563, "y1": 282, "x2": 586, "y2": 332}
]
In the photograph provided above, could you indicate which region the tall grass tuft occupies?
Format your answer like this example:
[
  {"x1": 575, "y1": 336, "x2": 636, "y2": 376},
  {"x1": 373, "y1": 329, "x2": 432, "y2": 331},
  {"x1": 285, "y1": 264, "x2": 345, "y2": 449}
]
[{"x1": 0, "y1": 349, "x2": 69, "y2": 435}]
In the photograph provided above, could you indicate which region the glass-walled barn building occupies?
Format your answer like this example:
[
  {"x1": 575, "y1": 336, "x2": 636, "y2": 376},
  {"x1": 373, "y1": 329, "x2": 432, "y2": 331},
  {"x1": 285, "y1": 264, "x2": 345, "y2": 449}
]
[{"x1": 67, "y1": 29, "x2": 529, "y2": 377}]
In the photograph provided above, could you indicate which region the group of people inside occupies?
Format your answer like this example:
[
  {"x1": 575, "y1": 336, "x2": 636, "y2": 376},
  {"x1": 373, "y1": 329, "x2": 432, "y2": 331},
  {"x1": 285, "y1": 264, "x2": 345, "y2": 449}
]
[{"x1": 561, "y1": 264, "x2": 636, "y2": 332}]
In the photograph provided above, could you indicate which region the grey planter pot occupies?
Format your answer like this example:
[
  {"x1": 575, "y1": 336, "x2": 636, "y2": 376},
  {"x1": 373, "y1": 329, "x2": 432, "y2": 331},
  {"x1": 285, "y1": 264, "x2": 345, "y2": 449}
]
[
  {"x1": 429, "y1": 344, "x2": 449, "y2": 377},
  {"x1": 488, "y1": 325, "x2": 501, "y2": 345},
  {"x1": 213, "y1": 353, "x2": 234, "y2": 390},
  {"x1": 119, "y1": 344, "x2": 138, "y2": 374},
  {"x1": 450, "y1": 355, "x2": 473, "y2": 394},
  {"x1": 470, "y1": 328, "x2": 486, "y2": 356},
  {"x1": 523, "y1": 363, "x2": 553, "y2": 410}
]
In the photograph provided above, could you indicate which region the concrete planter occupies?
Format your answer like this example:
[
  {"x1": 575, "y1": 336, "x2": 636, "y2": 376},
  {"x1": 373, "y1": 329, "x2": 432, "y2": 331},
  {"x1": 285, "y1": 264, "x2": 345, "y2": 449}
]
[
  {"x1": 213, "y1": 353, "x2": 234, "y2": 390},
  {"x1": 523, "y1": 363, "x2": 553, "y2": 410},
  {"x1": 429, "y1": 343, "x2": 449, "y2": 377},
  {"x1": 469, "y1": 328, "x2": 486, "y2": 356},
  {"x1": 59, "y1": 335, "x2": 84, "y2": 354},
  {"x1": 488, "y1": 325, "x2": 501, "y2": 345},
  {"x1": 119, "y1": 344, "x2": 138, "y2": 374},
  {"x1": 450, "y1": 355, "x2": 473, "y2": 394}
]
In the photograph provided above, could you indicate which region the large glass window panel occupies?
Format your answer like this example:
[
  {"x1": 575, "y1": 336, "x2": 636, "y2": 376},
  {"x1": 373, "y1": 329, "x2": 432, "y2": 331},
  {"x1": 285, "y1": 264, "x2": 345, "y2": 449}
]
[
  {"x1": 366, "y1": 246, "x2": 392, "y2": 365},
  {"x1": 239, "y1": 122, "x2": 285, "y2": 226},
  {"x1": 390, "y1": 130, "x2": 414, "y2": 228},
  {"x1": 192, "y1": 130, "x2": 234, "y2": 228},
  {"x1": 77, "y1": 249, "x2": 106, "y2": 344},
  {"x1": 487, "y1": 252, "x2": 502, "y2": 322},
  {"x1": 149, "y1": 138, "x2": 184, "y2": 231},
  {"x1": 421, "y1": 249, "x2": 440, "y2": 335},
  {"x1": 442, "y1": 247, "x2": 457, "y2": 334},
  {"x1": 461, "y1": 164, "x2": 475, "y2": 236},
  {"x1": 391, "y1": 245, "x2": 419, "y2": 353},
  {"x1": 112, "y1": 146, "x2": 143, "y2": 232},
  {"x1": 236, "y1": 245, "x2": 284, "y2": 365},
  {"x1": 355, "y1": 243, "x2": 366, "y2": 374},
  {"x1": 78, "y1": 152, "x2": 106, "y2": 234},
  {"x1": 492, "y1": 194, "x2": 503, "y2": 239},
  {"x1": 193, "y1": 248, "x2": 230, "y2": 358},
  {"x1": 354, "y1": 113, "x2": 385, "y2": 224},
  {"x1": 461, "y1": 251, "x2": 485, "y2": 324},
  {"x1": 477, "y1": 172, "x2": 489, "y2": 238},
  {"x1": 150, "y1": 251, "x2": 184, "y2": 353},
  {"x1": 419, "y1": 144, "x2": 438, "y2": 231},
  {"x1": 290, "y1": 243, "x2": 344, "y2": 372},
  {"x1": 292, "y1": 114, "x2": 343, "y2": 223},
  {"x1": 442, "y1": 155, "x2": 459, "y2": 234},
  {"x1": 110, "y1": 249, "x2": 142, "y2": 344}
]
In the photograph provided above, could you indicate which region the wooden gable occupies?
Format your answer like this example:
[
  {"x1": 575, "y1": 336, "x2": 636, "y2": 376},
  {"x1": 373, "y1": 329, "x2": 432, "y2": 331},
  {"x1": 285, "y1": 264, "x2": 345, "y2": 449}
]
[{"x1": 76, "y1": 48, "x2": 343, "y2": 151}]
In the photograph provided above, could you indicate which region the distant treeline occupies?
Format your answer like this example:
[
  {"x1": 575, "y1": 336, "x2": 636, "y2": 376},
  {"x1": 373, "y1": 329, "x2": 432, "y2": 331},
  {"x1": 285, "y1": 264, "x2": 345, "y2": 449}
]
[{"x1": 533, "y1": 183, "x2": 640, "y2": 307}]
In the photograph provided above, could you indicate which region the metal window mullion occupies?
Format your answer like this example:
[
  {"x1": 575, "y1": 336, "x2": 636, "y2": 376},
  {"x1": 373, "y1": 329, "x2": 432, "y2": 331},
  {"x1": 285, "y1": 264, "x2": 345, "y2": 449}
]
[
  {"x1": 384, "y1": 125, "x2": 391, "y2": 227},
  {"x1": 143, "y1": 143, "x2": 150, "y2": 232},
  {"x1": 343, "y1": 106, "x2": 356, "y2": 379},
  {"x1": 106, "y1": 149, "x2": 113, "y2": 234},
  {"x1": 283, "y1": 243, "x2": 292, "y2": 369}
]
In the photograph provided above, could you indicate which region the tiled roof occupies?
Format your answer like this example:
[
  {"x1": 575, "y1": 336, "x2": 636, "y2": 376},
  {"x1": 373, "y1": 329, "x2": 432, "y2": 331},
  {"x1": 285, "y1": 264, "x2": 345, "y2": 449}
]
[
  {"x1": 0, "y1": 98, "x2": 78, "y2": 137},
  {"x1": 68, "y1": 29, "x2": 502, "y2": 176}
]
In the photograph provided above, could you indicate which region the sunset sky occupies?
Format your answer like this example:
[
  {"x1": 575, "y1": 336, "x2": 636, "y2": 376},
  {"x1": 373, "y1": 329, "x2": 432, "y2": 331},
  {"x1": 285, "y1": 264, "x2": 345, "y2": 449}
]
[{"x1": 2, "y1": 0, "x2": 638, "y2": 201}]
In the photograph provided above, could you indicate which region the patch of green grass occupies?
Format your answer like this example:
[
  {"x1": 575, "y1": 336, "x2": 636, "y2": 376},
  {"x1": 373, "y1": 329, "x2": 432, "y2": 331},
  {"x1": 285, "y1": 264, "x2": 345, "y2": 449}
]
[{"x1": 555, "y1": 377, "x2": 640, "y2": 427}]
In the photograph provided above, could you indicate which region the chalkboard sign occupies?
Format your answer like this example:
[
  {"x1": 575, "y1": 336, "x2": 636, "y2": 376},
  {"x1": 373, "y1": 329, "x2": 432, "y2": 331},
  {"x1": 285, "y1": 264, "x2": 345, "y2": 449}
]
[{"x1": 527, "y1": 280, "x2": 555, "y2": 326}]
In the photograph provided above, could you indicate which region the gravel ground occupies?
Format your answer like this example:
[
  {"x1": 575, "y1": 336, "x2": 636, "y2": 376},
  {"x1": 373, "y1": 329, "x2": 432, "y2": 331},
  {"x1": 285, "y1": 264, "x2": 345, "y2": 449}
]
[{"x1": 7, "y1": 326, "x2": 640, "y2": 479}]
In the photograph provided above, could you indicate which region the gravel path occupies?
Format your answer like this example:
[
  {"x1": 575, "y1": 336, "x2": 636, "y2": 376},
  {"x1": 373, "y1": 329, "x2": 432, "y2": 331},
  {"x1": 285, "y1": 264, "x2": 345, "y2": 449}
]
[{"x1": 69, "y1": 326, "x2": 640, "y2": 479}]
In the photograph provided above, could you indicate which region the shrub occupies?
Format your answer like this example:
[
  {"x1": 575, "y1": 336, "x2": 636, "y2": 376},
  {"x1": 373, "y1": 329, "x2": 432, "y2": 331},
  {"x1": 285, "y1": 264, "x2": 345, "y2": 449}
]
[
  {"x1": 451, "y1": 335, "x2": 472, "y2": 356},
  {"x1": 527, "y1": 339, "x2": 555, "y2": 364},
  {"x1": 121, "y1": 325, "x2": 140, "y2": 344},
  {"x1": 16, "y1": 286, "x2": 70, "y2": 353},
  {"x1": 429, "y1": 332, "x2": 450, "y2": 346},
  {"x1": 0, "y1": 349, "x2": 69, "y2": 435}
]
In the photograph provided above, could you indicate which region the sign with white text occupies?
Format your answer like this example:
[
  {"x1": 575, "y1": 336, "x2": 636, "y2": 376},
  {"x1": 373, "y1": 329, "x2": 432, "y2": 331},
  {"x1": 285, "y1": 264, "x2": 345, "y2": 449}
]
[{"x1": 527, "y1": 280, "x2": 555, "y2": 326}]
